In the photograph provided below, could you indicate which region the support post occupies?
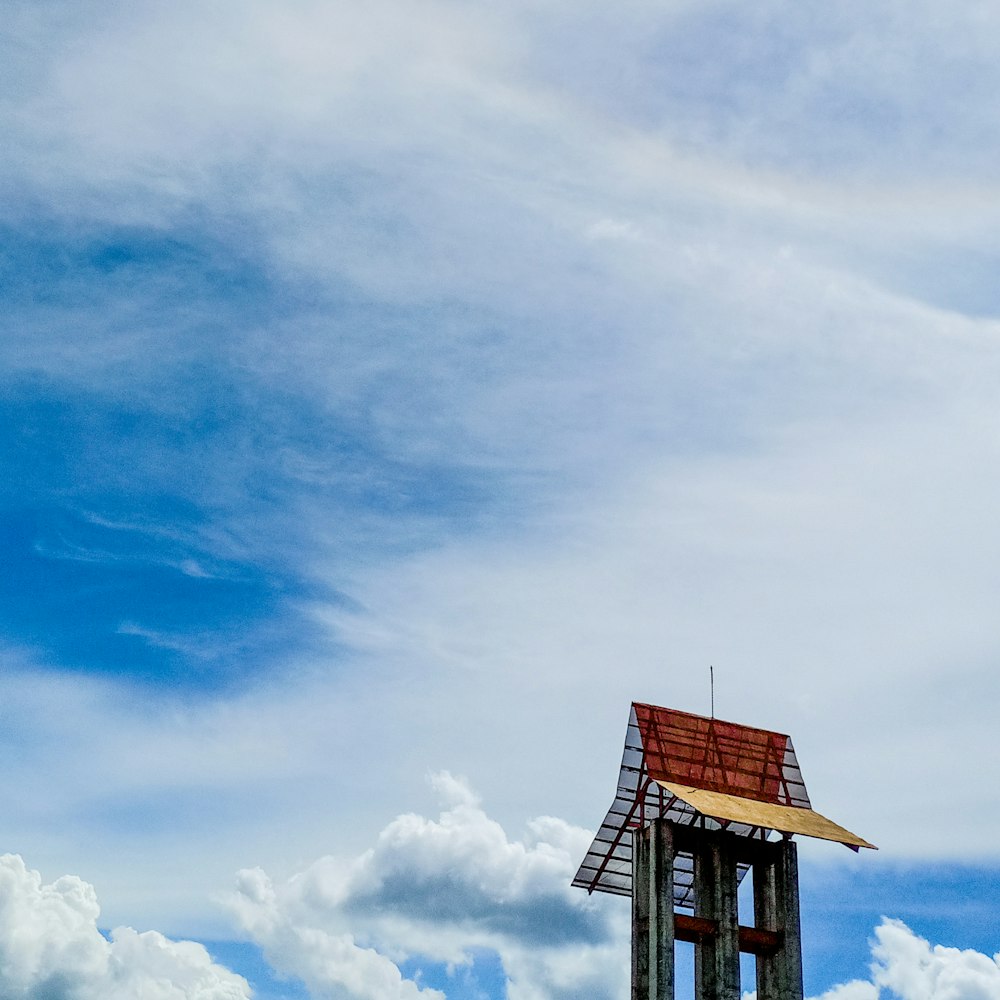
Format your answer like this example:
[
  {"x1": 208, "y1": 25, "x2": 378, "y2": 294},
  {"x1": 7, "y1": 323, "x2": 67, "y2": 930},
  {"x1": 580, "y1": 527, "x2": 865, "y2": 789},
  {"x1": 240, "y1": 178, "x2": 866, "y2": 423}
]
[
  {"x1": 753, "y1": 838, "x2": 803, "y2": 1000},
  {"x1": 632, "y1": 824, "x2": 650, "y2": 999},
  {"x1": 632, "y1": 819, "x2": 675, "y2": 1000},
  {"x1": 694, "y1": 832, "x2": 741, "y2": 1000}
]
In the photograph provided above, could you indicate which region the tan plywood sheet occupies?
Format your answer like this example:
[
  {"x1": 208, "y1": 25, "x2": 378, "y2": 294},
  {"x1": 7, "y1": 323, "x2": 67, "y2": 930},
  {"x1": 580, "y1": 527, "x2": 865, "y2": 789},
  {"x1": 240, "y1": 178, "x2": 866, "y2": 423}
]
[{"x1": 655, "y1": 781, "x2": 877, "y2": 850}]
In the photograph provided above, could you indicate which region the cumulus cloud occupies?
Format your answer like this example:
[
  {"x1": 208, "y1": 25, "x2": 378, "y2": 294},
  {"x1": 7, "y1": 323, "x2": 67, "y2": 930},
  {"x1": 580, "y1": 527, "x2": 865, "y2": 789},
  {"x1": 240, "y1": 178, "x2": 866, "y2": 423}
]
[
  {"x1": 1, "y1": 791, "x2": 996, "y2": 1000},
  {"x1": 871, "y1": 919, "x2": 1000, "y2": 1000},
  {"x1": 227, "y1": 772, "x2": 628, "y2": 1000},
  {"x1": 748, "y1": 920, "x2": 1000, "y2": 1000},
  {"x1": 226, "y1": 774, "x2": 1000, "y2": 1000},
  {"x1": 810, "y1": 983, "x2": 879, "y2": 1000},
  {"x1": 0, "y1": 854, "x2": 249, "y2": 1000},
  {"x1": 230, "y1": 866, "x2": 439, "y2": 1000}
]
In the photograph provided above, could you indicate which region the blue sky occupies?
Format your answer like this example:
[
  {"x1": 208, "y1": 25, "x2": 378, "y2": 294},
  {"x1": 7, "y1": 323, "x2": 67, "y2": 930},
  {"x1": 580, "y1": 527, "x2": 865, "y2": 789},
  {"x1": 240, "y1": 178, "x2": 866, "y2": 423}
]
[{"x1": 3, "y1": 1, "x2": 1000, "y2": 998}]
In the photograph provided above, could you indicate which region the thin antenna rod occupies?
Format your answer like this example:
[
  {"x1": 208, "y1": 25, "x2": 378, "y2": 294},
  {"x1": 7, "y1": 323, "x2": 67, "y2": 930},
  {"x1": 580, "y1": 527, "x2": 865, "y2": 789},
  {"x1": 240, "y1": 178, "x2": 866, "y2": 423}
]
[{"x1": 710, "y1": 665, "x2": 715, "y2": 718}]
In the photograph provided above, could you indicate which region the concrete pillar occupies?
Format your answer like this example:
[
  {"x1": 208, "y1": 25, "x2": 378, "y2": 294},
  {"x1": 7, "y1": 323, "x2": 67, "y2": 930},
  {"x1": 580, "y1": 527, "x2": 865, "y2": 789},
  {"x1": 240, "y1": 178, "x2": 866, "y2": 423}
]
[
  {"x1": 694, "y1": 833, "x2": 741, "y2": 1000},
  {"x1": 632, "y1": 824, "x2": 650, "y2": 999},
  {"x1": 753, "y1": 838, "x2": 803, "y2": 1000},
  {"x1": 632, "y1": 819, "x2": 675, "y2": 1000},
  {"x1": 648, "y1": 819, "x2": 675, "y2": 1000}
]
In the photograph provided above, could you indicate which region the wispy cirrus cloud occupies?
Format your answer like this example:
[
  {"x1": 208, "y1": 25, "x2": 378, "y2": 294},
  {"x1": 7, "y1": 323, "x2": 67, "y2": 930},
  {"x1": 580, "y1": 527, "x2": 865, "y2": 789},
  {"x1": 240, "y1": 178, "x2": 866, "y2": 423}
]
[{"x1": 2, "y1": 1, "x2": 1000, "y2": 990}]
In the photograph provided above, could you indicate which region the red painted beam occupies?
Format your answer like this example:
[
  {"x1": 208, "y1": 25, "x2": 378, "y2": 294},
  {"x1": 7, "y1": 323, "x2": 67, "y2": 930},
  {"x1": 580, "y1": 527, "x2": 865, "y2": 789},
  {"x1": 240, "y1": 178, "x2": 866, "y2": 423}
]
[
  {"x1": 674, "y1": 914, "x2": 717, "y2": 942},
  {"x1": 738, "y1": 925, "x2": 783, "y2": 956},
  {"x1": 673, "y1": 915, "x2": 783, "y2": 955}
]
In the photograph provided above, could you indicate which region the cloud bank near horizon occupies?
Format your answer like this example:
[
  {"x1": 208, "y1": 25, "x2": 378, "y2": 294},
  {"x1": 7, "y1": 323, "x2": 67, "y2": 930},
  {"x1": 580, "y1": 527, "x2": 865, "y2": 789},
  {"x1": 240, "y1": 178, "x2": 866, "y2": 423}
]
[
  {"x1": 226, "y1": 774, "x2": 1000, "y2": 1000},
  {"x1": 1, "y1": 777, "x2": 994, "y2": 1000}
]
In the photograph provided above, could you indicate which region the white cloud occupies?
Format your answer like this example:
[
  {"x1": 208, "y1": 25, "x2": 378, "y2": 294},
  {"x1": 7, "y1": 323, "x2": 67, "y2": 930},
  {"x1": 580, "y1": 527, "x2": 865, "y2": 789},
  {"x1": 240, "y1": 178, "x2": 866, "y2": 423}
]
[
  {"x1": 225, "y1": 777, "x2": 1000, "y2": 1000},
  {"x1": 810, "y1": 981, "x2": 880, "y2": 1000},
  {"x1": 872, "y1": 919, "x2": 1000, "y2": 1000},
  {"x1": 0, "y1": 788, "x2": 994, "y2": 1000},
  {"x1": 3, "y1": 0, "x2": 1000, "y2": 953},
  {"x1": 230, "y1": 866, "x2": 441, "y2": 1000},
  {"x1": 0, "y1": 854, "x2": 249, "y2": 1000},
  {"x1": 228, "y1": 772, "x2": 628, "y2": 1000},
  {"x1": 316, "y1": 360, "x2": 1000, "y2": 856},
  {"x1": 744, "y1": 920, "x2": 1000, "y2": 1000},
  {"x1": 779, "y1": 920, "x2": 1000, "y2": 1000}
]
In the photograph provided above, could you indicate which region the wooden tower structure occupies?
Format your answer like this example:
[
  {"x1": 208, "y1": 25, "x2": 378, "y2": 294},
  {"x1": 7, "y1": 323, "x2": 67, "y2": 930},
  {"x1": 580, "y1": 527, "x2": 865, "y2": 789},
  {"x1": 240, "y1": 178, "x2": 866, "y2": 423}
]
[{"x1": 573, "y1": 702, "x2": 875, "y2": 1000}]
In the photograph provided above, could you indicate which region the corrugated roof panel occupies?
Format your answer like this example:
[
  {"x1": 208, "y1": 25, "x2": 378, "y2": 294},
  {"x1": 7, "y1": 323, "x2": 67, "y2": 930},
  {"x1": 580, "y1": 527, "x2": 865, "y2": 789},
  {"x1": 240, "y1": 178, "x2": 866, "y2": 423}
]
[
  {"x1": 572, "y1": 702, "x2": 874, "y2": 899},
  {"x1": 655, "y1": 781, "x2": 876, "y2": 850},
  {"x1": 634, "y1": 702, "x2": 811, "y2": 808}
]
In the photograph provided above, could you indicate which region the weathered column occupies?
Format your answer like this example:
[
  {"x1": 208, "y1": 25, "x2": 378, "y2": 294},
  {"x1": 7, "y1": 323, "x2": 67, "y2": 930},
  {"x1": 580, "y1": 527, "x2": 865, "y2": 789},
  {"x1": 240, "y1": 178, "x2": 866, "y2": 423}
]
[
  {"x1": 632, "y1": 819, "x2": 675, "y2": 1000},
  {"x1": 753, "y1": 838, "x2": 803, "y2": 1000},
  {"x1": 694, "y1": 832, "x2": 741, "y2": 1000},
  {"x1": 632, "y1": 823, "x2": 650, "y2": 999}
]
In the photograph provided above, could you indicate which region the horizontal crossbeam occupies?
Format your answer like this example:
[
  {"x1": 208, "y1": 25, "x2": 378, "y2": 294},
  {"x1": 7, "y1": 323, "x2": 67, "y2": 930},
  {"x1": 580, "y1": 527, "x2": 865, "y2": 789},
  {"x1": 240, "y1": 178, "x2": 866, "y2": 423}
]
[{"x1": 673, "y1": 914, "x2": 783, "y2": 956}]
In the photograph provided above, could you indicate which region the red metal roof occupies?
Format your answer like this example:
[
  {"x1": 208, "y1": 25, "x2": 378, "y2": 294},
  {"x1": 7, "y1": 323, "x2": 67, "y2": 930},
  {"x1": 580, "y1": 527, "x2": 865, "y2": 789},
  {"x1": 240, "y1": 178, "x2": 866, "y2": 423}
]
[
  {"x1": 632, "y1": 702, "x2": 811, "y2": 808},
  {"x1": 572, "y1": 702, "x2": 815, "y2": 904}
]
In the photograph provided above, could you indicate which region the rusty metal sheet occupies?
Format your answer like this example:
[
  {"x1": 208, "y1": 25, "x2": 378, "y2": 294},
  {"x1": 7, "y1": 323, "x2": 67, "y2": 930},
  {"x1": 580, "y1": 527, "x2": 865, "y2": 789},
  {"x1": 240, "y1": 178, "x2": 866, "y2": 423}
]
[
  {"x1": 572, "y1": 702, "x2": 876, "y2": 899},
  {"x1": 634, "y1": 702, "x2": 810, "y2": 808},
  {"x1": 655, "y1": 781, "x2": 876, "y2": 850}
]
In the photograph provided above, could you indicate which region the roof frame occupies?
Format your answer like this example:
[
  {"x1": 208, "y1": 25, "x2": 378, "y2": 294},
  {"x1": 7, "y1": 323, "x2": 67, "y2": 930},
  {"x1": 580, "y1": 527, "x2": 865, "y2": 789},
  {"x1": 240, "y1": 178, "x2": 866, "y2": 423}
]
[{"x1": 572, "y1": 702, "x2": 875, "y2": 903}]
